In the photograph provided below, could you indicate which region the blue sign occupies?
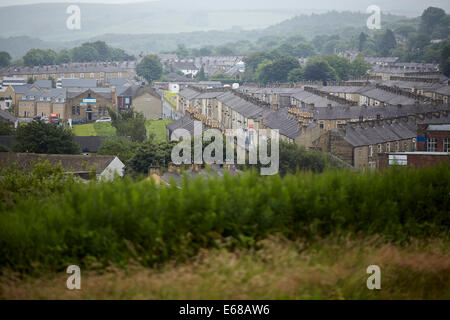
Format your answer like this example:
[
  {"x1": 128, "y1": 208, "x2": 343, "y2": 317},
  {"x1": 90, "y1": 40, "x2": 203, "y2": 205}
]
[
  {"x1": 417, "y1": 136, "x2": 426, "y2": 142},
  {"x1": 83, "y1": 98, "x2": 97, "y2": 104}
]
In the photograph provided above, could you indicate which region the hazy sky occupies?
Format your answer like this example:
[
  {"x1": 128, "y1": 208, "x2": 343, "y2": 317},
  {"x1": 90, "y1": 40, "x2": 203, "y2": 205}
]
[
  {"x1": 0, "y1": 0, "x2": 157, "y2": 6},
  {"x1": 0, "y1": 0, "x2": 449, "y2": 15}
]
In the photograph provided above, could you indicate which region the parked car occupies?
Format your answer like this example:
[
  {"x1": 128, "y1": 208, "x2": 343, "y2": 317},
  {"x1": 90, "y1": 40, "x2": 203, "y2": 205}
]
[
  {"x1": 49, "y1": 114, "x2": 59, "y2": 124},
  {"x1": 71, "y1": 119, "x2": 86, "y2": 125},
  {"x1": 96, "y1": 117, "x2": 112, "y2": 123},
  {"x1": 33, "y1": 116, "x2": 41, "y2": 121},
  {"x1": 41, "y1": 116, "x2": 49, "y2": 123}
]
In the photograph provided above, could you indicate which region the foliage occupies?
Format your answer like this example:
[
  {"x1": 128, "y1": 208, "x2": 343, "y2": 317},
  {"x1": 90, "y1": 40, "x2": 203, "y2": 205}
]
[
  {"x1": 98, "y1": 137, "x2": 138, "y2": 163},
  {"x1": 0, "y1": 51, "x2": 11, "y2": 67},
  {"x1": 23, "y1": 49, "x2": 57, "y2": 66},
  {"x1": 13, "y1": 120, "x2": 80, "y2": 154},
  {"x1": 109, "y1": 109, "x2": 147, "y2": 142},
  {"x1": 0, "y1": 161, "x2": 76, "y2": 211},
  {"x1": 0, "y1": 164, "x2": 448, "y2": 274},
  {"x1": 0, "y1": 121, "x2": 14, "y2": 135},
  {"x1": 303, "y1": 58, "x2": 338, "y2": 82},
  {"x1": 136, "y1": 55, "x2": 163, "y2": 84},
  {"x1": 126, "y1": 138, "x2": 177, "y2": 175}
]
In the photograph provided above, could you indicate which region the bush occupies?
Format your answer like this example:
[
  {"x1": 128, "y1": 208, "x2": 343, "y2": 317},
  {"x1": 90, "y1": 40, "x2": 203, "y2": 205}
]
[{"x1": 0, "y1": 164, "x2": 448, "y2": 274}]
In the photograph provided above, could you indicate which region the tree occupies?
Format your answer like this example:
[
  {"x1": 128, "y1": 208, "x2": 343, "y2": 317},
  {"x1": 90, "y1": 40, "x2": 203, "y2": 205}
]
[
  {"x1": 292, "y1": 43, "x2": 316, "y2": 58},
  {"x1": 136, "y1": 55, "x2": 163, "y2": 84},
  {"x1": 13, "y1": 121, "x2": 80, "y2": 154},
  {"x1": 109, "y1": 109, "x2": 147, "y2": 143},
  {"x1": 196, "y1": 66, "x2": 207, "y2": 81},
  {"x1": 126, "y1": 138, "x2": 177, "y2": 175},
  {"x1": 303, "y1": 59, "x2": 338, "y2": 82},
  {"x1": 0, "y1": 51, "x2": 11, "y2": 67},
  {"x1": 98, "y1": 137, "x2": 138, "y2": 163},
  {"x1": 377, "y1": 29, "x2": 397, "y2": 56},
  {"x1": 441, "y1": 43, "x2": 450, "y2": 77},
  {"x1": 257, "y1": 56, "x2": 301, "y2": 84},
  {"x1": 0, "y1": 121, "x2": 14, "y2": 135},
  {"x1": 287, "y1": 68, "x2": 304, "y2": 82},
  {"x1": 323, "y1": 55, "x2": 351, "y2": 81},
  {"x1": 358, "y1": 32, "x2": 367, "y2": 52},
  {"x1": 349, "y1": 56, "x2": 372, "y2": 77},
  {"x1": 56, "y1": 49, "x2": 71, "y2": 64},
  {"x1": 23, "y1": 49, "x2": 57, "y2": 66},
  {"x1": 175, "y1": 44, "x2": 190, "y2": 59},
  {"x1": 71, "y1": 45, "x2": 99, "y2": 62},
  {"x1": 420, "y1": 7, "x2": 446, "y2": 35}
]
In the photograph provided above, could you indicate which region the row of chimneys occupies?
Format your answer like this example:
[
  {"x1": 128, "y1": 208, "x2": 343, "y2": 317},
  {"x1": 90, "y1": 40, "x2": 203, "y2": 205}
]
[
  {"x1": 341, "y1": 110, "x2": 448, "y2": 131},
  {"x1": 375, "y1": 83, "x2": 429, "y2": 101},
  {"x1": 304, "y1": 86, "x2": 358, "y2": 106}
]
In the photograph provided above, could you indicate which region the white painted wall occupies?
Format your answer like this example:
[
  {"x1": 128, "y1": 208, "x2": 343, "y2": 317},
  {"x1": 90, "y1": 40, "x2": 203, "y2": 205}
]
[{"x1": 99, "y1": 157, "x2": 125, "y2": 181}]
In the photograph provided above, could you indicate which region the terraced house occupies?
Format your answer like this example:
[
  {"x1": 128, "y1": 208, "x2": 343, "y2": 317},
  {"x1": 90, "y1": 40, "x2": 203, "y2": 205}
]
[
  {"x1": 313, "y1": 110, "x2": 450, "y2": 170},
  {"x1": 18, "y1": 86, "x2": 66, "y2": 118},
  {"x1": 173, "y1": 86, "x2": 301, "y2": 143},
  {"x1": 0, "y1": 61, "x2": 137, "y2": 86}
]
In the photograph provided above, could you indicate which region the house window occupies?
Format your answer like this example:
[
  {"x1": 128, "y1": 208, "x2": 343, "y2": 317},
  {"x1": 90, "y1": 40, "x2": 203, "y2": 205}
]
[
  {"x1": 77, "y1": 106, "x2": 80, "y2": 115},
  {"x1": 412, "y1": 138, "x2": 417, "y2": 151},
  {"x1": 359, "y1": 148, "x2": 362, "y2": 158},
  {"x1": 427, "y1": 138, "x2": 437, "y2": 152},
  {"x1": 404, "y1": 143, "x2": 408, "y2": 152},
  {"x1": 71, "y1": 73, "x2": 75, "y2": 78},
  {"x1": 90, "y1": 73, "x2": 95, "y2": 78},
  {"x1": 80, "y1": 73, "x2": 85, "y2": 78},
  {"x1": 378, "y1": 144, "x2": 382, "y2": 153},
  {"x1": 319, "y1": 122, "x2": 324, "y2": 129},
  {"x1": 369, "y1": 145, "x2": 373, "y2": 157},
  {"x1": 386, "y1": 143, "x2": 390, "y2": 153},
  {"x1": 395, "y1": 142, "x2": 400, "y2": 152},
  {"x1": 72, "y1": 106, "x2": 76, "y2": 115},
  {"x1": 444, "y1": 138, "x2": 450, "y2": 152}
]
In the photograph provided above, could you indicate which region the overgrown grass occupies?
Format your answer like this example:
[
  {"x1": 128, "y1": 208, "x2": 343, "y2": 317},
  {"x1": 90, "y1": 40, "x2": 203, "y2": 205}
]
[
  {"x1": 145, "y1": 119, "x2": 172, "y2": 142},
  {"x1": 0, "y1": 164, "x2": 449, "y2": 275},
  {"x1": 2, "y1": 237, "x2": 449, "y2": 300}
]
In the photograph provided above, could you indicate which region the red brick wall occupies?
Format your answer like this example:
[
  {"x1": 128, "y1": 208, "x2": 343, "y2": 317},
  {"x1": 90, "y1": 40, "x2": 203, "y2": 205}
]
[{"x1": 379, "y1": 153, "x2": 450, "y2": 170}]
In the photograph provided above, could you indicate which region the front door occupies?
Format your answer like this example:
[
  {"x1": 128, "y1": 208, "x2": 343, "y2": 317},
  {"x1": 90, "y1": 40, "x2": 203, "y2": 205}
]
[{"x1": 87, "y1": 105, "x2": 93, "y2": 121}]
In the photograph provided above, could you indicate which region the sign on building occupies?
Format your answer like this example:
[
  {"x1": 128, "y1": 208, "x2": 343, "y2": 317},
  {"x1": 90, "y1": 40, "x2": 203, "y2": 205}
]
[
  {"x1": 83, "y1": 98, "x2": 97, "y2": 104},
  {"x1": 389, "y1": 154, "x2": 408, "y2": 166}
]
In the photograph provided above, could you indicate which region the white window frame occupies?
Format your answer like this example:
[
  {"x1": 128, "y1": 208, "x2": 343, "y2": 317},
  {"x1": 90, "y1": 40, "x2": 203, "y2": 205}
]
[{"x1": 427, "y1": 138, "x2": 437, "y2": 152}]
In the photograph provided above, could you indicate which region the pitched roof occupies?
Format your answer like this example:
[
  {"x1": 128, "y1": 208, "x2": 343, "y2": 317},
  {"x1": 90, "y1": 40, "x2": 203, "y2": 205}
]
[
  {"x1": 0, "y1": 153, "x2": 118, "y2": 174},
  {"x1": 61, "y1": 78, "x2": 98, "y2": 88},
  {"x1": 0, "y1": 110, "x2": 17, "y2": 123}
]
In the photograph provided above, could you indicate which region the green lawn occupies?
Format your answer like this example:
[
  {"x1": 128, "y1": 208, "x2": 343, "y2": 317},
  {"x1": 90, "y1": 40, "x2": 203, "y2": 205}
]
[
  {"x1": 146, "y1": 119, "x2": 173, "y2": 142},
  {"x1": 73, "y1": 120, "x2": 173, "y2": 142},
  {"x1": 72, "y1": 122, "x2": 116, "y2": 137}
]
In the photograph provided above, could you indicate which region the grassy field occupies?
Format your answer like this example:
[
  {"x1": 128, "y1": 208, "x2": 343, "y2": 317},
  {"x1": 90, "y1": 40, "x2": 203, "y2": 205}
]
[
  {"x1": 146, "y1": 119, "x2": 172, "y2": 141},
  {"x1": 72, "y1": 122, "x2": 116, "y2": 137},
  {"x1": 2, "y1": 237, "x2": 449, "y2": 299},
  {"x1": 72, "y1": 120, "x2": 172, "y2": 142}
]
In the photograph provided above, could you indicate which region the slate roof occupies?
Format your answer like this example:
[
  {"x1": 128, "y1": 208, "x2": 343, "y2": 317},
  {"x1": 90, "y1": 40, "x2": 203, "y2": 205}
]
[
  {"x1": 342, "y1": 113, "x2": 450, "y2": 147},
  {"x1": 67, "y1": 88, "x2": 112, "y2": 100},
  {"x1": 0, "y1": 110, "x2": 17, "y2": 123},
  {"x1": 0, "y1": 61, "x2": 137, "y2": 77},
  {"x1": 0, "y1": 153, "x2": 118, "y2": 174},
  {"x1": 34, "y1": 80, "x2": 52, "y2": 89},
  {"x1": 61, "y1": 78, "x2": 98, "y2": 88},
  {"x1": 178, "y1": 87, "x2": 201, "y2": 100},
  {"x1": 216, "y1": 91, "x2": 267, "y2": 119},
  {"x1": 263, "y1": 108, "x2": 301, "y2": 139}
]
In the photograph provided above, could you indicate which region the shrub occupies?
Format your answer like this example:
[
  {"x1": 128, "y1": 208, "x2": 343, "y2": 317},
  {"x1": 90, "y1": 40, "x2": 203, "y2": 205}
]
[{"x1": 0, "y1": 164, "x2": 448, "y2": 274}]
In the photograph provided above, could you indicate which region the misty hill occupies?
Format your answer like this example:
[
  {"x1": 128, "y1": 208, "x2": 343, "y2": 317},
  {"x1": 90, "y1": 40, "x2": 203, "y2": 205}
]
[{"x1": 0, "y1": 7, "x2": 423, "y2": 59}]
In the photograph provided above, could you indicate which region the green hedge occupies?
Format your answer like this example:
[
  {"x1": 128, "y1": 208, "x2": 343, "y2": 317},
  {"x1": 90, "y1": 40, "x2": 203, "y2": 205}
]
[{"x1": 0, "y1": 164, "x2": 449, "y2": 274}]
